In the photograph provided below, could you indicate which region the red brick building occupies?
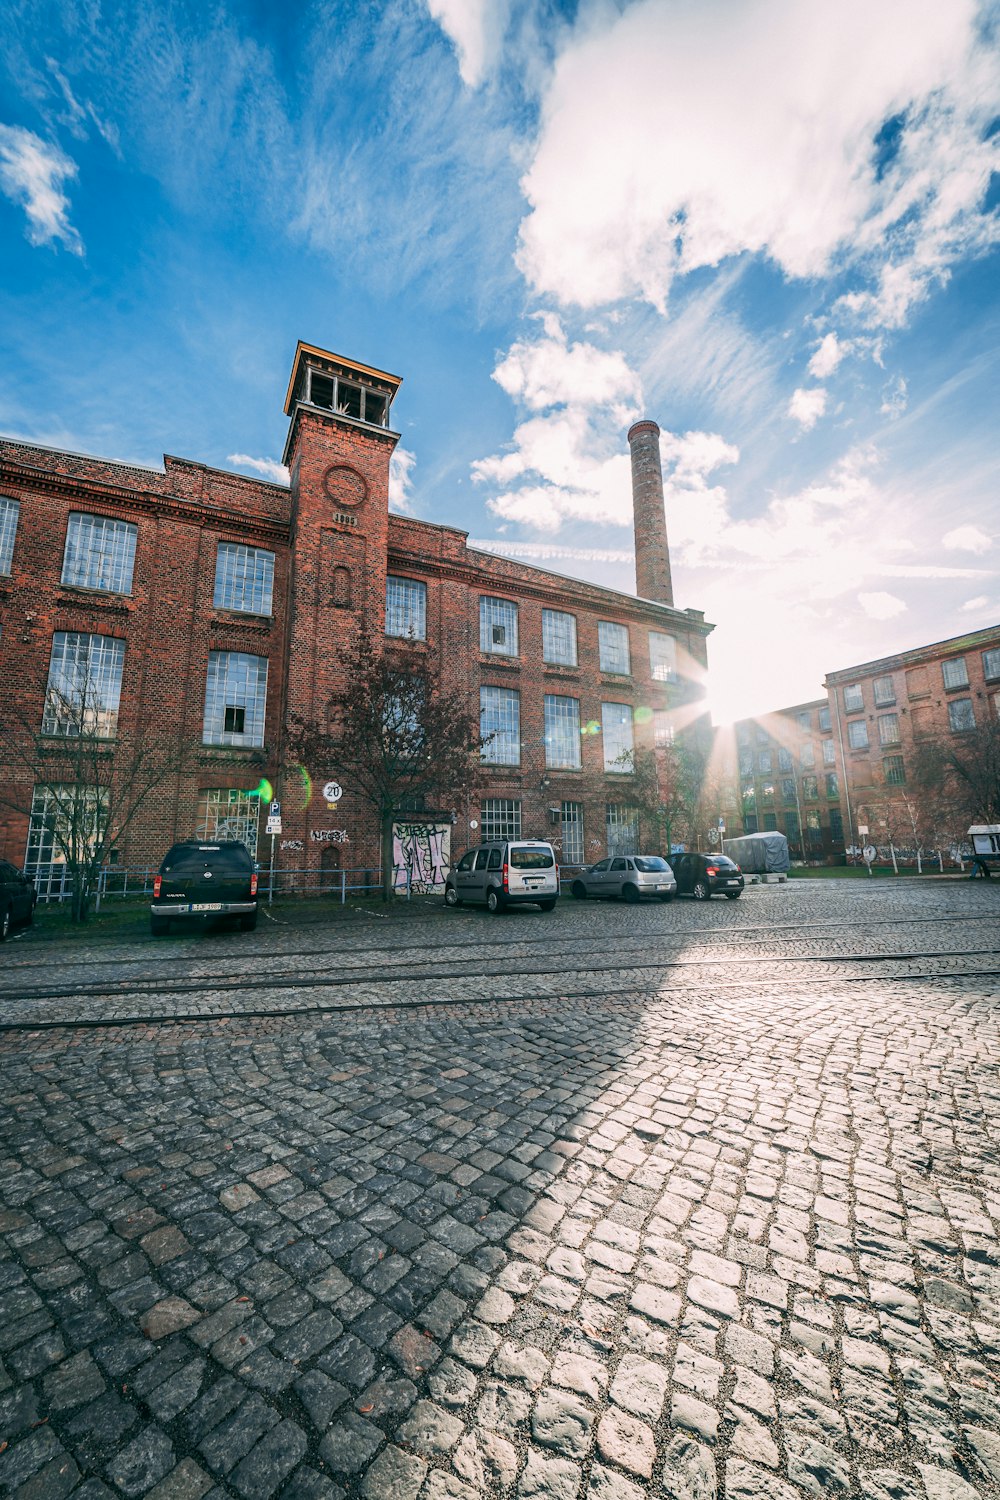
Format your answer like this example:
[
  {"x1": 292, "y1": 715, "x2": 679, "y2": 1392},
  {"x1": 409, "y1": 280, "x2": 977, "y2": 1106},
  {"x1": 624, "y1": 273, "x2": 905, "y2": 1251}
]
[
  {"x1": 0, "y1": 340, "x2": 713, "y2": 893},
  {"x1": 825, "y1": 625, "x2": 1000, "y2": 853},
  {"x1": 718, "y1": 699, "x2": 846, "y2": 859}
]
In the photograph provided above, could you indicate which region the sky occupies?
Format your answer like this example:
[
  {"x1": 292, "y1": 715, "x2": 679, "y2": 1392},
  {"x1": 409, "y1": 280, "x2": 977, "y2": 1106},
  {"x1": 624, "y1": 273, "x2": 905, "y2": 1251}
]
[{"x1": 1, "y1": 0, "x2": 998, "y2": 722}]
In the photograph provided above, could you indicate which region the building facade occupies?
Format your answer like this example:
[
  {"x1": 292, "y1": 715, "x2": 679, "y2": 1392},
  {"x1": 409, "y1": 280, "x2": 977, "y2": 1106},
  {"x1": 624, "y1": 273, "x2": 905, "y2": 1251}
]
[
  {"x1": 0, "y1": 341, "x2": 713, "y2": 892},
  {"x1": 722, "y1": 699, "x2": 845, "y2": 859},
  {"x1": 824, "y1": 625, "x2": 1000, "y2": 853}
]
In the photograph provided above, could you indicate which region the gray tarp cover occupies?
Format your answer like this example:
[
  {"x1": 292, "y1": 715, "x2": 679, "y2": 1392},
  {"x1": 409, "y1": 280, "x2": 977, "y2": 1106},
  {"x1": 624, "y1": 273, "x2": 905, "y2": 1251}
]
[{"x1": 724, "y1": 830, "x2": 790, "y2": 873}]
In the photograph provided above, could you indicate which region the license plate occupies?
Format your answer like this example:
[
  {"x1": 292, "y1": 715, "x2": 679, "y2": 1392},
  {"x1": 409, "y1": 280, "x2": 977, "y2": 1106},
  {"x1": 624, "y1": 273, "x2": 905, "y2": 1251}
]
[
  {"x1": 192, "y1": 902, "x2": 223, "y2": 911},
  {"x1": 656, "y1": 884, "x2": 669, "y2": 891},
  {"x1": 726, "y1": 880, "x2": 739, "y2": 886}
]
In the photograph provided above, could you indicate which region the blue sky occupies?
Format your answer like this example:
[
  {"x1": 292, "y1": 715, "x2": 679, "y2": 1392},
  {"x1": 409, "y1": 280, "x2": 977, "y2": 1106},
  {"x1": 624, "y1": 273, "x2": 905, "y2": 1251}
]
[{"x1": 1, "y1": 0, "x2": 998, "y2": 719}]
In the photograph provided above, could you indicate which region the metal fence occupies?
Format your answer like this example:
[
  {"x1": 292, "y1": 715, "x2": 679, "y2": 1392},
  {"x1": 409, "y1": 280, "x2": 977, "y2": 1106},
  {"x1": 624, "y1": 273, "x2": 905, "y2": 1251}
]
[{"x1": 35, "y1": 861, "x2": 592, "y2": 908}]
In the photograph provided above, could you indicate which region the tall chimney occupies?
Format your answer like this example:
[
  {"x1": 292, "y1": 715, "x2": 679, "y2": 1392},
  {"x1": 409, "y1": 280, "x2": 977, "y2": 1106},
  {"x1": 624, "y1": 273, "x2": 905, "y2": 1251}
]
[{"x1": 628, "y1": 419, "x2": 673, "y2": 607}]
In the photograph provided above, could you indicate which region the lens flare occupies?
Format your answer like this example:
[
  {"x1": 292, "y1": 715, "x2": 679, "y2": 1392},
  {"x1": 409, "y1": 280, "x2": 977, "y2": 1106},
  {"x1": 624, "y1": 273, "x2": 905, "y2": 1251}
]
[
  {"x1": 249, "y1": 778, "x2": 273, "y2": 802},
  {"x1": 634, "y1": 705, "x2": 653, "y2": 725},
  {"x1": 297, "y1": 765, "x2": 313, "y2": 810}
]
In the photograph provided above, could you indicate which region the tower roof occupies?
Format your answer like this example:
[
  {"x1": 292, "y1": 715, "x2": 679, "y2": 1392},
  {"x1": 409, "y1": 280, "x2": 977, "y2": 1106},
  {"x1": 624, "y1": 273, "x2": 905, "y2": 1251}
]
[{"x1": 283, "y1": 340, "x2": 403, "y2": 417}]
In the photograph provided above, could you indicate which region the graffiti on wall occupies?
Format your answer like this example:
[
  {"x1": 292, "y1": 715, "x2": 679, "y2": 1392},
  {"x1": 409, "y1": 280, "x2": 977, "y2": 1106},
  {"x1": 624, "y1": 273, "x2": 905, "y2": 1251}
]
[
  {"x1": 393, "y1": 821, "x2": 451, "y2": 893},
  {"x1": 310, "y1": 829, "x2": 350, "y2": 844}
]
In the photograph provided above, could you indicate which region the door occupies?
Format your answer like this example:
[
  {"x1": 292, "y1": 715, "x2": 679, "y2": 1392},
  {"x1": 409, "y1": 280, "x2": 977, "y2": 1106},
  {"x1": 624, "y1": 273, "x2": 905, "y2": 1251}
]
[
  {"x1": 467, "y1": 848, "x2": 492, "y2": 902},
  {"x1": 608, "y1": 857, "x2": 628, "y2": 896},
  {"x1": 586, "y1": 858, "x2": 611, "y2": 895},
  {"x1": 454, "y1": 849, "x2": 478, "y2": 900}
]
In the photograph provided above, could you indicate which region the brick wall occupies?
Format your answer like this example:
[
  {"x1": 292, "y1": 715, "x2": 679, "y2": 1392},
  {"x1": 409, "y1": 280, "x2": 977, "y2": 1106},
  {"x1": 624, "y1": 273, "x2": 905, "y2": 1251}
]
[{"x1": 0, "y1": 356, "x2": 715, "y2": 884}]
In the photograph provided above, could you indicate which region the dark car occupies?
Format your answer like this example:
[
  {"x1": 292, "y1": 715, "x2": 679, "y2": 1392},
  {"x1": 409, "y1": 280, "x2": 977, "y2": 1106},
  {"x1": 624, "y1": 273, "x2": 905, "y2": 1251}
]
[
  {"x1": 0, "y1": 860, "x2": 36, "y2": 941},
  {"x1": 669, "y1": 851, "x2": 744, "y2": 900},
  {"x1": 150, "y1": 841, "x2": 258, "y2": 935}
]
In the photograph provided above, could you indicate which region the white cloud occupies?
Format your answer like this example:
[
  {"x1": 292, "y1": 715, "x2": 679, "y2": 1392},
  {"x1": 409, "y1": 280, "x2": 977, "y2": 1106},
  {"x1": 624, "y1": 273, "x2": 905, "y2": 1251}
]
[
  {"x1": 808, "y1": 332, "x2": 845, "y2": 379},
  {"x1": 858, "y1": 590, "x2": 907, "y2": 619},
  {"x1": 389, "y1": 446, "x2": 417, "y2": 513},
  {"x1": 943, "y1": 523, "x2": 992, "y2": 553},
  {"x1": 515, "y1": 0, "x2": 997, "y2": 326},
  {"x1": 424, "y1": 0, "x2": 511, "y2": 87},
  {"x1": 960, "y1": 594, "x2": 990, "y2": 611},
  {"x1": 226, "y1": 453, "x2": 289, "y2": 484},
  {"x1": 492, "y1": 317, "x2": 641, "y2": 414},
  {"x1": 879, "y1": 375, "x2": 908, "y2": 417},
  {"x1": 788, "y1": 387, "x2": 828, "y2": 430},
  {"x1": 0, "y1": 124, "x2": 83, "y2": 253}
]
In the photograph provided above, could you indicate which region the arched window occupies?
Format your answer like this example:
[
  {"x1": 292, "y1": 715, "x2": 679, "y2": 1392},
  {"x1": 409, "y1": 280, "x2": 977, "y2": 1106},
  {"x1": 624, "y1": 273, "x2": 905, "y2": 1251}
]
[{"x1": 332, "y1": 566, "x2": 352, "y2": 608}]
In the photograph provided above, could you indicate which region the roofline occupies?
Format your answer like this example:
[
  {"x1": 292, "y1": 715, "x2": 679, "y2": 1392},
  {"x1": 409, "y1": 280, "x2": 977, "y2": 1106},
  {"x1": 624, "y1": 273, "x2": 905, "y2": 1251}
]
[
  {"x1": 824, "y1": 621, "x2": 1000, "y2": 683},
  {"x1": 283, "y1": 339, "x2": 403, "y2": 416},
  {"x1": 462, "y1": 541, "x2": 715, "y2": 630},
  {"x1": 0, "y1": 434, "x2": 164, "y2": 476}
]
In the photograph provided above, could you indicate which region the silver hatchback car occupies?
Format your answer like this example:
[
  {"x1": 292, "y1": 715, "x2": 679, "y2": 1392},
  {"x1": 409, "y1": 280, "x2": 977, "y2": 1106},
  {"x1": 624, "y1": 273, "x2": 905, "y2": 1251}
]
[{"x1": 570, "y1": 854, "x2": 676, "y2": 903}]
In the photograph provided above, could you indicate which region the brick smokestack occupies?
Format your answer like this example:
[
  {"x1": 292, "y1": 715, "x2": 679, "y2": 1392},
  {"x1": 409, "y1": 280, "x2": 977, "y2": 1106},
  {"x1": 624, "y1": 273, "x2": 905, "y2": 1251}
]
[{"x1": 628, "y1": 419, "x2": 673, "y2": 607}]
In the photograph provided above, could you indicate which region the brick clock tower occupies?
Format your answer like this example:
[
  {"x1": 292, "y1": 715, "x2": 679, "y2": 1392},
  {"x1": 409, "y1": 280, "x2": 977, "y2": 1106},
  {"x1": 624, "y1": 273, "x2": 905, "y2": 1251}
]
[{"x1": 279, "y1": 341, "x2": 401, "y2": 868}]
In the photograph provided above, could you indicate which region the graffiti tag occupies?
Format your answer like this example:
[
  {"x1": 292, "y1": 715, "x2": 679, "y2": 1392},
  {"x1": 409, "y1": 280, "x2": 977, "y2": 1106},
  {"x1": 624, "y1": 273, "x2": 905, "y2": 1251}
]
[
  {"x1": 310, "y1": 829, "x2": 350, "y2": 844},
  {"x1": 280, "y1": 839, "x2": 304, "y2": 851}
]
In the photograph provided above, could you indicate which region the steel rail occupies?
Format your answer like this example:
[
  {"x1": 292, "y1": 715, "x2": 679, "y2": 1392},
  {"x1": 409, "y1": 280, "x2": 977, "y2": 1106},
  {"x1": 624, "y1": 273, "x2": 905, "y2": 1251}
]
[{"x1": 1, "y1": 965, "x2": 998, "y2": 1035}]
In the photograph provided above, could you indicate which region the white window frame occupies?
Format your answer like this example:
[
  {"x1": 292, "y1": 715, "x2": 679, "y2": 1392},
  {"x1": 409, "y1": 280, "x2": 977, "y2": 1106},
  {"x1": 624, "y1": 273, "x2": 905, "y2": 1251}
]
[
  {"x1": 942, "y1": 657, "x2": 969, "y2": 690},
  {"x1": 214, "y1": 543, "x2": 275, "y2": 617},
  {"x1": 843, "y1": 684, "x2": 864, "y2": 712},
  {"x1": 602, "y1": 702, "x2": 634, "y2": 772},
  {"x1": 560, "y1": 801, "x2": 584, "y2": 865},
  {"x1": 480, "y1": 798, "x2": 521, "y2": 842},
  {"x1": 947, "y1": 697, "x2": 975, "y2": 732},
  {"x1": 877, "y1": 713, "x2": 900, "y2": 746},
  {"x1": 606, "y1": 804, "x2": 638, "y2": 857},
  {"x1": 598, "y1": 621, "x2": 631, "y2": 675},
  {"x1": 544, "y1": 695, "x2": 582, "y2": 769},
  {"x1": 62, "y1": 513, "x2": 137, "y2": 595},
  {"x1": 847, "y1": 719, "x2": 869, "y2": 750},
  {"x1": 542, "y1": 609, "x2": 577, "y2": 667},
  {"x1": 480, "y1": 597, "x2": 519, "y2": 657},
  {"x1": 386, "y1": 576, "x2": 427, "y2": 640},
  {"x1": 203, "y1": 651, "x2": 269, "y2": 747},
  {"x1": 648, "y1": 631, "x2": 677, "y2": 682},
  {"x1": 873, "y1": 675, "x2": 895, "y2": 706},
  {"x1": 196, "y1": 789, "x2": 261, "y2": 857},
  {"x1": 0, "y1": 496, "x2": 19, "y2": 574},
  {"x1": 42, "y1": 632, "x2": 126, "y2": 739},
  {"x1": 480, "y1": 686, "x2": 521, "y2": 765}
]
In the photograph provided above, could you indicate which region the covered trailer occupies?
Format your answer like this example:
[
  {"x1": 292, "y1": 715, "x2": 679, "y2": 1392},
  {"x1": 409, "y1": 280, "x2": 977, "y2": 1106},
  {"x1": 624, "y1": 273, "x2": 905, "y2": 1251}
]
[
  {"x1": 723, "y1": 830, "x2": 790, "y2": 874},
  {"x1": 968, "y1": 825, "x2": 1000, "y2": 878}
]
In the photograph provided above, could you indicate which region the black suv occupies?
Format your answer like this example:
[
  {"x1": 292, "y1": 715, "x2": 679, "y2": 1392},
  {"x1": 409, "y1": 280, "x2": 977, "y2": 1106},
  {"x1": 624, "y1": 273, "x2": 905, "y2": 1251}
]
[
  {"x1": 150, "y1": 841, "x2": 258, "y2": 935},
  {"x1": 669, "y1": 851, "x2": 744, "y2": 900},
  {"x1": 0, "y1": 860, "x2": 36, "y2": 941}
]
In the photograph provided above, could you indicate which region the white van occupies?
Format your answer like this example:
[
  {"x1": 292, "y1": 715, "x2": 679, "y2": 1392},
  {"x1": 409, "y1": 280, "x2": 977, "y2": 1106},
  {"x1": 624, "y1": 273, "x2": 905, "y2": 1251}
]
[{"x1": 444, "y1": 839, "x2": 559, "y2": 913}]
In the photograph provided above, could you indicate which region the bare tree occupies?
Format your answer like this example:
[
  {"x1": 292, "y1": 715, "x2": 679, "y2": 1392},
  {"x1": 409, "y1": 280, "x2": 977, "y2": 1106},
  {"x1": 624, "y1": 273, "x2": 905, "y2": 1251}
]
[
  {"x1": 617, "y1": 740, "x2": 711, "y2": 852},
  {"x1": 289, "y1": 631, "x2": 488, "y2": 900},
  {"x1": 0, "y1": 672, "x2": 181, "y2": 922},
  {"x1": 938, "y1": 717, "x2": 1000, "y2": 824}
]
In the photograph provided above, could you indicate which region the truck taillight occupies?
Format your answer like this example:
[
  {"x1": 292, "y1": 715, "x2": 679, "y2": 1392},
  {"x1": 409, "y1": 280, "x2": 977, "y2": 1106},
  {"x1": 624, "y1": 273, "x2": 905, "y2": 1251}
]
[
  {"x1": 502, "y1": 862, "x2": 509, "y2": 891},
  {"x1": 250, "y1": 873, "x2": 258, "y2": 896},
  {"x1": 153, "y1": 874, "x2": 162, "y2": 898},
  {"x1": 555, "y1": 864, "x2": 560, "y2": 883}
]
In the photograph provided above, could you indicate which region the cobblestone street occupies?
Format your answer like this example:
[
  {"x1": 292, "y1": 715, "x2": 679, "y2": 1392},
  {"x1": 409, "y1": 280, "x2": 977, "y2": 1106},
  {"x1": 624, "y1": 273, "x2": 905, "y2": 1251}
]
[{"x1": 1, "y1": 879, "x2": 998, "y2": 1500}]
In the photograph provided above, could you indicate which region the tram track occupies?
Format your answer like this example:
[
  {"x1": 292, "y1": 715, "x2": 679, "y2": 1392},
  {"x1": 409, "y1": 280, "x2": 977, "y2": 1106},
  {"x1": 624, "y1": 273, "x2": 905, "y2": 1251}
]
[
  {"x1": 1, "y1": 948, "x2": 998, "y2": 1031},
  {"x1": 2, "y1": 909, "x2": 997, "y2": 979}
]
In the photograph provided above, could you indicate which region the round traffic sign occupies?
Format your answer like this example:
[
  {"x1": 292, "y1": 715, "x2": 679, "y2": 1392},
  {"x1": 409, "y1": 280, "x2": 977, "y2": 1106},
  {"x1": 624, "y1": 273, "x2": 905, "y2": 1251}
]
[
  {"x1": 323, "y1": 780, "x2": 343, "y2": 804},
  {"x1": 863, "y1": 844, "x2": 877, "y2": 863}
]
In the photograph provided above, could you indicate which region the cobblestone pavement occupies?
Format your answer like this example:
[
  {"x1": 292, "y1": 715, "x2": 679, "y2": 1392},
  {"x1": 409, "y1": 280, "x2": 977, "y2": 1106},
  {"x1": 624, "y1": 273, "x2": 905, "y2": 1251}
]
[{"x1": 0, "y1": 881, "x2": 998, "y2": 1499}]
